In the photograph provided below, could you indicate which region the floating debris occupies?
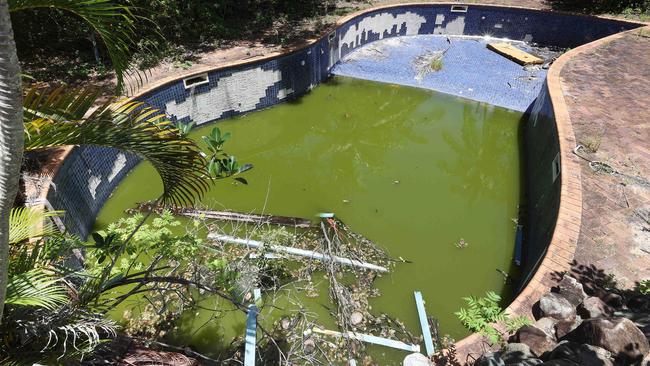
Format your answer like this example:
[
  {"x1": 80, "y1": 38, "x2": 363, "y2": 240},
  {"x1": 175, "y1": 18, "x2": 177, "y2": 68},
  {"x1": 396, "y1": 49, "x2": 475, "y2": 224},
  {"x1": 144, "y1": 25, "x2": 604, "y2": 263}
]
[{"x1": 208, "y1": 234, "x2": 389, "y2": 272}]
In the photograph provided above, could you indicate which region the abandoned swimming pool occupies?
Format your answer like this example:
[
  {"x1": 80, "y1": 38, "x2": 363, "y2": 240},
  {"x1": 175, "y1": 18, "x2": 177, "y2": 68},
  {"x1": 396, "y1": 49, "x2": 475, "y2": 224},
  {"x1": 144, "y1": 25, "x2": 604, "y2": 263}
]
[
  {"x1": 43, "y1": 3, "x2": 643, "y2": 364},
  {"x1": 95, "y1": 76, "x2": 524, "y2": 358}
]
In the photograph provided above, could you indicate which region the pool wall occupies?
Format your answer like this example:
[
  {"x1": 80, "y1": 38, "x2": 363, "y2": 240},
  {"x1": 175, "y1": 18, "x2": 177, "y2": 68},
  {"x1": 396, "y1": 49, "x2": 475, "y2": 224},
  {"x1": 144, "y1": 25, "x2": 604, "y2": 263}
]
[{"x1": 42, "y1": 3, "x2": 641, "y2": 355}]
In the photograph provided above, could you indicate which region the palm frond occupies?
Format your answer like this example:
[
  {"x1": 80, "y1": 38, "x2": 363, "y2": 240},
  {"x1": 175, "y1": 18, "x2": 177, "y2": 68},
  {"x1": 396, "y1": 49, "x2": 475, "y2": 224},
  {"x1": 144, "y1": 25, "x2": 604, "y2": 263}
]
[
  {"x1": 9, "y1": 207, "x2": 62, "y2": 245},
  {"x1": 5, "y1": 270, "x2": 68, "y2": 310},
  {"x1": 23, "y1": 86, "x2": 210, "y2": 206},
  {"x1": 8, "y1": 0, "x2": 146, "y2": 91}
]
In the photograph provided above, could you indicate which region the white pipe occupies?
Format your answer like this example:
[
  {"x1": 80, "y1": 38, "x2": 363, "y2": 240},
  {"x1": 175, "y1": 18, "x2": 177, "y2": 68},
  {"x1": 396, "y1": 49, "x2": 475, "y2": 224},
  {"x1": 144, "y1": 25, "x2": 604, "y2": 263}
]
[
  {"x1": 208, "y1": 234, "x2": 388, "y2": 273},
  {"x1": 306, "y1": 327, "x2": 420, "y2": 353}
]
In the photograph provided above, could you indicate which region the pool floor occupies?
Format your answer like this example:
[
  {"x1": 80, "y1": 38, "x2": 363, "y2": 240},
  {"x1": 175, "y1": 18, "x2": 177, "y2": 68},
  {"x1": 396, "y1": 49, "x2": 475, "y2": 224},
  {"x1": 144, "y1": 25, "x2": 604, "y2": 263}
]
[{"x1": 332, "y1": 35, "x2": 556, "y2": 112}]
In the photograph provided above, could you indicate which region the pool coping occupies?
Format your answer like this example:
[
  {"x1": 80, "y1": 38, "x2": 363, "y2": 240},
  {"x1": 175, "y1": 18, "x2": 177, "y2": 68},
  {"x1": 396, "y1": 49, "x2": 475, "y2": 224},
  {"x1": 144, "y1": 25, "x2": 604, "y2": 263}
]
[{"x1": 32, "y1": 3, "x2": 648, "y2": 363}]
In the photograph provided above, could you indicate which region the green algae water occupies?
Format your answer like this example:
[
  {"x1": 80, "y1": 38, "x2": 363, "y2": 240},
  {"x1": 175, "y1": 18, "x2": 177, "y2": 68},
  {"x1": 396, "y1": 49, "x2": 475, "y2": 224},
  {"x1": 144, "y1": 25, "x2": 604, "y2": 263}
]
[{"x1": 96, "y1": 76, "x2": 523, "y2": 362}]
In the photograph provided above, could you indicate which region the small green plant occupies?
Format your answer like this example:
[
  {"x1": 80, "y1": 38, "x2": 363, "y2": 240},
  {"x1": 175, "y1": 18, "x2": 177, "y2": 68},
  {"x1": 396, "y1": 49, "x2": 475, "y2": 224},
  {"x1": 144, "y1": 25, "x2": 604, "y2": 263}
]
[
  {"x1": 639, "y1": 280, "x2": 650, "y2": 295},
  {"x1": 456, "y1": 291, "x2": 531, "y2": 345},
  {"x1": 176, "y1": 120, "x2": 195, "y2": 136},
  {"x1": 430, "y1": 57, "x2": 443, "y2": 72},
  {"x1": 202, "y1": 127, "x2": 253, "y2": 183}
]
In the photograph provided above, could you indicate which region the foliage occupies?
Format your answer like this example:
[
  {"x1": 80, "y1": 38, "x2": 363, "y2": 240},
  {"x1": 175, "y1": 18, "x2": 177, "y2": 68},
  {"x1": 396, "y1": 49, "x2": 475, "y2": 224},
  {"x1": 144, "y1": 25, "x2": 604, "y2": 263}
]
[
  {"x1": 203, "y1": 127, "x2": 253, "y2": 183},
  {"x1": 175, "y1": 120, "x2": 195, "y2": 137},
  {"x1": 547, "y1": 0, "x2": 650, "y2": 16},
  {"x1": 22, "y1": 85, "x2": 210, "y2": 206},
  {"x1": 8, "y1": 206, "x2": 62, "y2": 244},
  {"x1": 11, "y1": 0, "x2": 340, "y2": 81},
  {"x1": 639, "y1": 280, "x2": 650, "y2": 295},
  {"x1": 455, "y1": 291, "x2": 531, "y2": 345},
  {"x1": 2, "y1": 208, "x2": 118, "y2": 364},
  {"x1": 9, "y1": 0, "x2": 149, "y2": 92}
]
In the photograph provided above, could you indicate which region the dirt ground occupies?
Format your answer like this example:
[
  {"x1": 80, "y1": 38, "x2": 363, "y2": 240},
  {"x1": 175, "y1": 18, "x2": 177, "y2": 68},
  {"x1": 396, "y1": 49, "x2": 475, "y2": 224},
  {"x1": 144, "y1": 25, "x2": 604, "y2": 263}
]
[{"x1": 118, "y1": 0, "x2": 550, "y2": 95}]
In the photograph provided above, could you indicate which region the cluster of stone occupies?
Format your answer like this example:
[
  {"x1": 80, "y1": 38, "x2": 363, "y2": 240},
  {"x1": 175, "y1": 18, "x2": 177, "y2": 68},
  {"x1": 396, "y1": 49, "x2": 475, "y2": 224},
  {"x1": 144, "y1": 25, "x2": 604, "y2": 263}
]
[{"x1": 475, "y1": 275, "x2": 650, "y2": 366}]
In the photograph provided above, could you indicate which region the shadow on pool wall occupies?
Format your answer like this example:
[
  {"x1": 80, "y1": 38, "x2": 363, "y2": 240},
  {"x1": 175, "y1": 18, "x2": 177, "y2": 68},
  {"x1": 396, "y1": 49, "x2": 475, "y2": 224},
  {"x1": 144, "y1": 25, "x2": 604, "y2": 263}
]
[{"x1": 46, "y1": 1, "x2": 640, "y2": 321}]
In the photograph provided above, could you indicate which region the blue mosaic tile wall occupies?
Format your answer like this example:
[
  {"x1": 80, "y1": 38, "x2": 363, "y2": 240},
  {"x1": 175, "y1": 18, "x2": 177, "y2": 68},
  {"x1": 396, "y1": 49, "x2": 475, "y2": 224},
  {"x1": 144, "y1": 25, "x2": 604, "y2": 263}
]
[
  {"x1": 48, "y1": 4, "x2": 638, "y2": 241},
  {"x1": 520, "y1": 83, "x2": 562, "y2": 292},
  {"x1": 47, "y1": 146, "x2": 140, "y2": 239}
]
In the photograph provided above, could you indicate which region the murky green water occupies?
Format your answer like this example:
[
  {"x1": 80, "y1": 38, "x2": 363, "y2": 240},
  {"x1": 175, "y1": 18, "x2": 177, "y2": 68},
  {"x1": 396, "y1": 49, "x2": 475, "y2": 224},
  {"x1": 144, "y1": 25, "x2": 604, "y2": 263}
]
[{"x1": 96, "y1": 76, "x2": 523, "y2": 363}]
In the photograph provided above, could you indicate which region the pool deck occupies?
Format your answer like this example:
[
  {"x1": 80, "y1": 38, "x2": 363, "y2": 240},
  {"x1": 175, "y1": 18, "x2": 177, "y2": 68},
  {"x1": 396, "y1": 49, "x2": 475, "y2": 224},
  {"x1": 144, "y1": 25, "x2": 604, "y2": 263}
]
[{"x1": 561, "y1": 29, "x2": 650, "y2": 288}]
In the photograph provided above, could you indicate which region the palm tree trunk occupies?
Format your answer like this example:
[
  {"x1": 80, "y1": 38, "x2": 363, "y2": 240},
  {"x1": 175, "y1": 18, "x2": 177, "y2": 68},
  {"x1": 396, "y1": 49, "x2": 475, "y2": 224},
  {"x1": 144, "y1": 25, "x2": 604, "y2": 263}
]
[{"x1": 0, "y1": 0, "x2": 25, "y2": 321}]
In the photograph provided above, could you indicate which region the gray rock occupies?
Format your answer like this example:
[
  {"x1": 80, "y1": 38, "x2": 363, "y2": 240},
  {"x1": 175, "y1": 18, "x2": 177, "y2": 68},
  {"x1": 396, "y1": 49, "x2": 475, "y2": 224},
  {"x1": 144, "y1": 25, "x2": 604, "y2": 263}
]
[
  {"x1": 475, "y1": 353, "x2": 506, "y2": 366},
  {"x1": 578, "y1": 297, "x2": 614, "y2": 319},
  {"x1": 564, "y1": 317, "x2": 649, "y2": 364},
  {"x1": 540, "y1": 293, "x2": 577, "y2": 322},
  {"x1": 557, "y1": 276, "x2": 588, "y2": 307},
  {"x1": 540, "y1": 360, "x2": 579, "y2": 366},
  {"x1": 535, "y1": 317, "x2": 559, "y2": 338},
  {"x1": 577, "y1": 344, "x2": 613, "y2": 366},
  {"x1": 515, "y1": 325, "x2": 558, "y2": 357},
  {"x1": 555, "y1": 318, "x2": 582, "y2": 339},
  {"x1": 507, "y1": 360, "x2": 543, "y2": 366},
  {"x1": 591, "y1": 287, "x2": 624, "y2": 308},
  {"x1": 546, "y1": 341, "x2": 580, "y2": 363},
  {"x1": 642, "y1": 352, "x2": 650, "y2": 366},
  {"x1": 502, "y1": 343, "x2": 543, "y2": 365},
  {"x1": 627, "y1": 295, "x2": 650, "y2": 313}
]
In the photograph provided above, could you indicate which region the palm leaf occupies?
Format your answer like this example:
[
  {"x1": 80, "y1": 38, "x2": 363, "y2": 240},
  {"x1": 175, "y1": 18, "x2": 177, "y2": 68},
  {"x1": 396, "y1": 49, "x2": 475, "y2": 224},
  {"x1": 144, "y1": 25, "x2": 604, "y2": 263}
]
[
  {"x1": 8, "y1": 0, "x2": 147, "y2": 91},
  {"x1": 9, "y1": 207, "x2": 62, "y2": 245},
  {"x1": 23, "y1": 86, "x2": 210, "y2": 206},
  {"x1": 5, "y1": 270, "x2": 68, "y2": 310}
]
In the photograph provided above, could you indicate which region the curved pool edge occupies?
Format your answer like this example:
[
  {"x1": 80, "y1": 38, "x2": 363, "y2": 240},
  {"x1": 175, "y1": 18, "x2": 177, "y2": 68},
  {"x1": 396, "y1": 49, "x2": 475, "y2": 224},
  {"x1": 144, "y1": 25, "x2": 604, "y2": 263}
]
[
  {"x1": 34, "y1": 4, "x2": 648, "y2": 362},
  {"x1": 454, "y1": 24, "x2": 649, "y2": 363}
]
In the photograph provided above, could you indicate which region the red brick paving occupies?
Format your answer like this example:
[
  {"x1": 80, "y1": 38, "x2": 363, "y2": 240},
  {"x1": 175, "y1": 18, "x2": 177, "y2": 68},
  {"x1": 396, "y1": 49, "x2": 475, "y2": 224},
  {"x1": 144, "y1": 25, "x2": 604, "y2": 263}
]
[{"x1": 560, "y1": 28, "x2": 650, "y2": 289}]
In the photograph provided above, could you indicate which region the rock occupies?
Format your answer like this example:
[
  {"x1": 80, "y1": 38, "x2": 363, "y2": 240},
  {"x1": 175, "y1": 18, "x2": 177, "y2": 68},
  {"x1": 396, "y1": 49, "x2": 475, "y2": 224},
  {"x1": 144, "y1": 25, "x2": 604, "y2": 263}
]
[
  {"x1": 540, "y1": 293, "x2": 577, "y2": 322},
  {"x1": 539, "y1": 360, "x2": 578, "y2": 366},
  {"x1": 403, "y1": 352, "x2": 432, "y2": 366},
  {"x1": 508, "y1": 359, "x2": 543, "y2": 366},
  {"x1": 577, "y1": 344, "x2": 613, "y2": 366},
  {"x1": 350, "y1": 311, "x2": 363, "y2": 325},
  {"x1": 502, "y1": 343, "x2": 543, "y2": 365},
  {"x1": 642, "y1": 352, "x2": 650, "y2": 366},
  {"x1": 535, "y1": 317, "x2": 559, "y2": 338},
  {"x1": 591, "y1": 287, "x2": 624, "y2": 308},
  {"x1": 303, "y1": 338, "x2": 316, "y2": 354},
  {"x1": 557, "y1": 276, "x2": 588, "y2": 307},
  {"x1": 474, "y1": 352, "x2": 505, "y2": 366},
  {"x1": 280, "y1": 317, "x2": 291, "y2": 330},
  {"x1": 578, "y1": 297, "x2": 614, "y2": 319},
  {"x1": 564, "y1": 317, "x2": 649, "y2": 364},
  {"x1": 555, "y1": 318, "x2": 582, "y2": 339},
  {"x1": 627, "y1": 294, "x2": 650, "y2": 313},
  {"x1": 546, "y1": 341, "x2": 580, "y2": 363},
  {"x1": 515, "y1": 325, "x2": 558, "y2": 357}
]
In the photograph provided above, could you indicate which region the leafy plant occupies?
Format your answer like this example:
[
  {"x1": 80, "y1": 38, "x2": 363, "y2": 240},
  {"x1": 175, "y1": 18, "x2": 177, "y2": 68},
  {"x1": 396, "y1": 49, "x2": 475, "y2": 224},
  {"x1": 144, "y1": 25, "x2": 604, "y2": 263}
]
[
  {"x1": 456, "y1": 291, "x2": 531, "y2": 345},
  {"x1": 9, "y1": 0, "x2": 150, "y2": 92},
  {"x1": 202, "y1": 127, "x2": 253, "y2": 183},
  {"x1": 176, "y1": 120, "x2": 195, "y2": 136}
]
